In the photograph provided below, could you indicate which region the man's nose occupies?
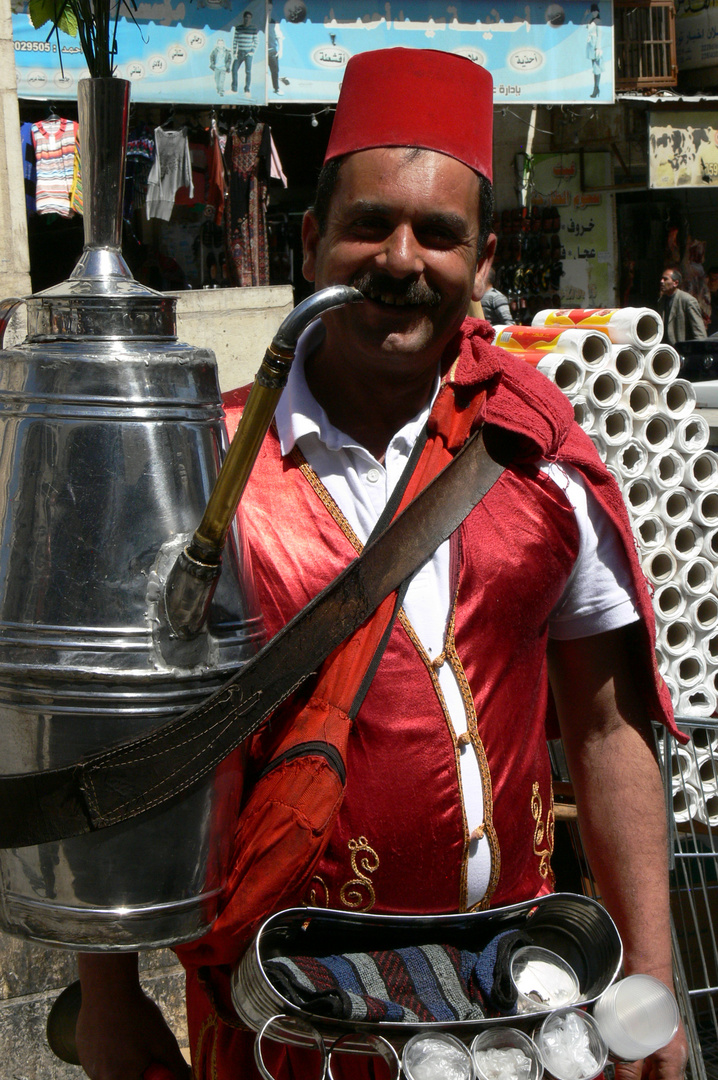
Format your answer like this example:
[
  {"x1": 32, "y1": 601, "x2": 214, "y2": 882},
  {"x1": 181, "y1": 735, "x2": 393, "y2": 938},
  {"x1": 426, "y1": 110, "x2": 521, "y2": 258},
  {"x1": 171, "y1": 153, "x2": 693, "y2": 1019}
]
[{"x1": 377, "y1": 225, "x2": 423, "y2": 277}]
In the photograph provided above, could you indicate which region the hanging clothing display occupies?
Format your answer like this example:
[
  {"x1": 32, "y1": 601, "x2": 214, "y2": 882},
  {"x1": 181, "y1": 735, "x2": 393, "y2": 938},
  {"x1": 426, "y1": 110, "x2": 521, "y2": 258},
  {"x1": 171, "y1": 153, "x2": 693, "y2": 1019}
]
[
  {"x1": 224, "y1": 121, "x2": 270, "y2": 287},
  {"x1": 146, "y1": 126, "x2": 194, "y2": 222},
  {"x1": 69, "y1": 132, "x2": 82, "y2": 215},
  {"x1": 204, "y1": 119, "x2": 227, "y2": 226},
  {"x1": 124, "y1": 130, "x2": 155, "y2": 222},
  {"x1": 19, "y1": 122, "x2": 36, "y2": 216},
  {"x1": 31, "y1": 117, "x2": 78, "y2": 217}
]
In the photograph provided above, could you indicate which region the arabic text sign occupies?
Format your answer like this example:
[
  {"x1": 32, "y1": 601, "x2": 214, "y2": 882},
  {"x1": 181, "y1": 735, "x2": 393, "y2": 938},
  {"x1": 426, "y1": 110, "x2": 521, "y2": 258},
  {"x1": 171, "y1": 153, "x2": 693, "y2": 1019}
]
[
  {"x1": 676, "y1": 0, "x2": 718, "y2": 72},
  {"x1": 11, "y1": 0, "x2": 614, "y2": 105},
  {"x1": 528, "y1": 153, "x2": 615, "y2": 308},
  {"x1": 649, "y1": 111, "x2": 718, "y2": 189}
]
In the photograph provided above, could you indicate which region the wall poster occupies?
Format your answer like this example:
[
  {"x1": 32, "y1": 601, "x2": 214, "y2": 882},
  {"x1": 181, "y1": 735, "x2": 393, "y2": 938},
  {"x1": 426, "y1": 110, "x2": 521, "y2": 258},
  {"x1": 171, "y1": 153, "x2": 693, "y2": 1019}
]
[
  {"x1": 11, "y1": 1, "x2": 614, "y2": 105},
  {"x1": 649, "y1": 110, "x2": 718, "y2": 189}
]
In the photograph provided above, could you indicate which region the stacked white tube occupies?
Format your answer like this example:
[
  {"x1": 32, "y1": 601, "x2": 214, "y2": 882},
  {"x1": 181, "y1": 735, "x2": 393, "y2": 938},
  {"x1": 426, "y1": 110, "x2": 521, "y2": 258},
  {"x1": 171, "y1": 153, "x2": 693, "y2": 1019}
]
[{"x1": 495, "y1": 309, "x2": 718, "y2": 826}]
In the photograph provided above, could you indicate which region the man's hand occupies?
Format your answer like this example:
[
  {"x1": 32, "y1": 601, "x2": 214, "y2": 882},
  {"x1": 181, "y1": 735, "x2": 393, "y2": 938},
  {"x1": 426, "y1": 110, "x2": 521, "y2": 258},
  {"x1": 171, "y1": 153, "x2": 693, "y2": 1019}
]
[
  {"x1": 613, "y1": 1025, "x2": 688, "y2": 1080},
  {"x1": 76, "y1": 953, "x2": 191, "y2": 1080}
]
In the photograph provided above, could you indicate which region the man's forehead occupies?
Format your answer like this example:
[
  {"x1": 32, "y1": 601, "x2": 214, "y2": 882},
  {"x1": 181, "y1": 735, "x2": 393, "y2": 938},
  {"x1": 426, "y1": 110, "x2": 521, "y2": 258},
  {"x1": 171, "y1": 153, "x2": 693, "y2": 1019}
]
[{"x1": 337, "y1": 147, "x2": 480, "y2": 193}]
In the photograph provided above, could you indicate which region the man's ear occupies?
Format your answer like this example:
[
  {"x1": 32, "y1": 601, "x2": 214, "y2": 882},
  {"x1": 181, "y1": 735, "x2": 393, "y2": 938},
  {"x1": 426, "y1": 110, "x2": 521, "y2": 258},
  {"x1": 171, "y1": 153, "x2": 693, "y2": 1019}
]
[
  {"x1": 302, "y1": 211, "x2": 320, "y2": 283},
  {"x1": 472, "y1": 233, "x2": 497, "y2": 302}
]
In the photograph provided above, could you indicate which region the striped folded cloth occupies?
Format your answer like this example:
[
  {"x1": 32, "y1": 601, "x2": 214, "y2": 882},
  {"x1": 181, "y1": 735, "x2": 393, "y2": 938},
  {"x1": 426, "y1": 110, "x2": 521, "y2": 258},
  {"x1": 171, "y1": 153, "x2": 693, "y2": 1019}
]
[{"x1": 264, "y1": 930, "x2": 529, "y2": 1023}]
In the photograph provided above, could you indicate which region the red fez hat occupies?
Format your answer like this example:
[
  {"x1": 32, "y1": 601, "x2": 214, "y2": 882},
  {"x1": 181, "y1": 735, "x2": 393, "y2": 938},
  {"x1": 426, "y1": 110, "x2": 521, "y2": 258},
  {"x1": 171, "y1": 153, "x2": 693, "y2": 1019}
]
[{"x1": 324, "y1": 48, "x2": 493, "y2": 183}]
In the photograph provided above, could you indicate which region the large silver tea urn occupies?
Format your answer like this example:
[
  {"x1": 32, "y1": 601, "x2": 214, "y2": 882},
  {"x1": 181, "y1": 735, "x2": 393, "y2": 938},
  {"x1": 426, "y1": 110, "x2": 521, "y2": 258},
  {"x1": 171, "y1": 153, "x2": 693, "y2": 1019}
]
[{"x1": 0, "y1": 78, "x2": 265, "y2": 949}]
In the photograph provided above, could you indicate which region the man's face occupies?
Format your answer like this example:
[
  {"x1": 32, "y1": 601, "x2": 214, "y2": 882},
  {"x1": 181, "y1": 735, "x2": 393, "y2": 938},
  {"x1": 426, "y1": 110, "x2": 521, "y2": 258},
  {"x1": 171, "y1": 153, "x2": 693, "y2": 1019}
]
[
  {"x1": 302, "y1": 147, "x2": 494, "y2": 377},
  {"x1": 660, "y1": 271, "x2": 678, "y2": 296},
  {"x1": 243, "y1": 11, "x2": 252, "y2": 23},
  {"x1": 708, "y1": 272, "x2": 718, "y2": 293}
]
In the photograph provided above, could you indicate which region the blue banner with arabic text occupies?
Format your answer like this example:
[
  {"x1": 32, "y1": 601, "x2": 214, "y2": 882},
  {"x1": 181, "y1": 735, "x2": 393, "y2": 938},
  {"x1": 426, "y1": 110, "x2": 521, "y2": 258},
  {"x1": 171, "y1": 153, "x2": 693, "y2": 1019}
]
[{"x1": 11, "y1": 1, "x2": 614, "y2": 105}]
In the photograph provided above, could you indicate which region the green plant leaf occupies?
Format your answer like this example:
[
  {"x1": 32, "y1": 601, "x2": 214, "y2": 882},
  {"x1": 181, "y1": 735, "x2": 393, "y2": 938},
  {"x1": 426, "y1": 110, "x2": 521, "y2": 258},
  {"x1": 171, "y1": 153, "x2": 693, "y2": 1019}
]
[{"x1": 29, "y1": 0, "x2": 78, "y2": 38}]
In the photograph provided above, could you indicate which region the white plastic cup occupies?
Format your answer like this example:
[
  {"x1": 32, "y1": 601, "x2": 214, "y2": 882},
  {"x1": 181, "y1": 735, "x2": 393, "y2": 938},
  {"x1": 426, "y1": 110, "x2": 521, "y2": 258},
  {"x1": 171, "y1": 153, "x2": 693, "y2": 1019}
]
[
  {"x1": 689, "y1": 594, "x2": 718, "y2": 633},
  {"x1": 666, "y1": 523, "x2": 703, "y2": 562},
  {"x1": 472, "y1": 1028, "x2": 543, "y2": 1080},
  {"x1": 403, "y1": 1033, "x2": 473, "y2": 1080},
  {"x1": 672, "y1": 649, "x2": 707, "y2": 689},
  {"x1": 593, "y1": 976, "x2": 679, "y2": 1062},
  {"x1": 535, "y1": 1009, "x2": 608, "y2": 1080}
]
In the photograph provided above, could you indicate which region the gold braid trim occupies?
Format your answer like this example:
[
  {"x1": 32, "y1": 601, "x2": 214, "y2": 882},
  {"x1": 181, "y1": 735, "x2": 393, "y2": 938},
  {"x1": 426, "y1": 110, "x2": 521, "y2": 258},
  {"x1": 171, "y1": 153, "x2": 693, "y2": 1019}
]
[
  {"x1": 443, "y1": 611, "x2": 501, "y2": 910},
  {"x1": 291, "y1": 446, "x2": 364, "y2": 554},
  {"x1": 398, "y1": 610, "x2": 470, "y2": 907},
  {"x1": 531, "y1": 781, "x2": 556, "y2": 886}
]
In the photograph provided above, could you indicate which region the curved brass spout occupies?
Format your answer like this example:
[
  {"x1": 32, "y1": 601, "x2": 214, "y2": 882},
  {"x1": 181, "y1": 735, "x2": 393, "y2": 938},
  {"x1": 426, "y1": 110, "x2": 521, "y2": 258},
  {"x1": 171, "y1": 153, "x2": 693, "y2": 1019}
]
[{"x1": 165, "y1": 285, "x2": 364, "y2": 638}]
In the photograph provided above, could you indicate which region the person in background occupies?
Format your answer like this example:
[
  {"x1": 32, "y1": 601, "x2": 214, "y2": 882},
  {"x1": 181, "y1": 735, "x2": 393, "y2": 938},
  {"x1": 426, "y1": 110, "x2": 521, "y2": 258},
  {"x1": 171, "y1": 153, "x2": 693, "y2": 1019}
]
[
  {"x1": 480, "y1": 266, "x2": 512, "y2": 326},
  {"x1": 75, "y1": 48, "x2": 687, "y2": 1080},
  {"x1": 658, "y1": 267, "x2": 707, "y2": 344},
  {"x1": 231, "y1": 10, "x2": 258, "y2": 97},
  {"x1": 706, "y1": 265, "x2": 718, "y2": 336}
]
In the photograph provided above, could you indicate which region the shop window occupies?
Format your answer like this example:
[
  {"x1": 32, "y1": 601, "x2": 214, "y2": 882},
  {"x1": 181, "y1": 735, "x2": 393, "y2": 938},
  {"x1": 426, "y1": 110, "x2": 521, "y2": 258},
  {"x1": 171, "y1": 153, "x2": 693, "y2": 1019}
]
[{"x1": 615, "y1": 0, "x2": 678, "y2": 91}]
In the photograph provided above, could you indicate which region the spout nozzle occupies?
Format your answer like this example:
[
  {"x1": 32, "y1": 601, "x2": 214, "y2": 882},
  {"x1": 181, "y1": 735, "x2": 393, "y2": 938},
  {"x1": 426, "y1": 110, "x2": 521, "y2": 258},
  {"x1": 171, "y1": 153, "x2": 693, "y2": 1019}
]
[{"x1": 164, "y1": 545, "x2": 222, "y2": 639}]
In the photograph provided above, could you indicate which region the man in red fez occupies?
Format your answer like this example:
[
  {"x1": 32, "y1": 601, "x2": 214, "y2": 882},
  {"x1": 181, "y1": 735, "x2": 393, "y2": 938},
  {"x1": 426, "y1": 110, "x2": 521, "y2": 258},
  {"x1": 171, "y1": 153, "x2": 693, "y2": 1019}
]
[{"x1": 76, "y1": 49, "x2": 686, "y2": 1080}]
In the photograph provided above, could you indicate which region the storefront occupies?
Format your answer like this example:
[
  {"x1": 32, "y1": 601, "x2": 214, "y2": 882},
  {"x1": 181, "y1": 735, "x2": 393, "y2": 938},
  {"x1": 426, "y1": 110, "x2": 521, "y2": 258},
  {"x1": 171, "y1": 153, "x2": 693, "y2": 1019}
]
[{"x1": 10, "y1": 0, "x2": 620, "y2": 309}]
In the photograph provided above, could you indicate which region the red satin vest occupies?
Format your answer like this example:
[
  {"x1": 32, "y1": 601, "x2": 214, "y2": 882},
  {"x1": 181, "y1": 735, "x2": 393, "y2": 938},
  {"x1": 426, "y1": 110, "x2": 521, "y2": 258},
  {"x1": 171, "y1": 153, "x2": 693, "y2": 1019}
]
[{"x1": 177, "y1": 319, "x2": 680, "y2": 1078}]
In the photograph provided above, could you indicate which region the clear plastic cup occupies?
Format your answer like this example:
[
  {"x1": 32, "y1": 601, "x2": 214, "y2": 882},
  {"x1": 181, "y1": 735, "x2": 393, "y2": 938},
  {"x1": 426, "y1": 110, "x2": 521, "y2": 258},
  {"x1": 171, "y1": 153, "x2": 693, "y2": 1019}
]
[
  {"x1": 402, "y1": 1032, "x2": 474, "y2": 1080},
  {"x1": 472, "y1": 1026, "x2": 543, "y2": 1080},
  {"x1": 510, "y1": 946, "x2": 580, "y2": 1014},
  {"x1": 534, "y1": 1008, "x2": 608, "y2": 1080},
  {"x1": 592, "y1": 975, "x2": 679, "y2": 1061}
]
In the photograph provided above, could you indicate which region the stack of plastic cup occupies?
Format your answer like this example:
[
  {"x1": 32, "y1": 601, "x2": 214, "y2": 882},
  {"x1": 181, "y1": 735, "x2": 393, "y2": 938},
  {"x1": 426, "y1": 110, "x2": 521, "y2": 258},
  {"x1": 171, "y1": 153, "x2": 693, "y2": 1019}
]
[{"x1": 592, "y1": 975, "x2": 679, "y2": 1061}]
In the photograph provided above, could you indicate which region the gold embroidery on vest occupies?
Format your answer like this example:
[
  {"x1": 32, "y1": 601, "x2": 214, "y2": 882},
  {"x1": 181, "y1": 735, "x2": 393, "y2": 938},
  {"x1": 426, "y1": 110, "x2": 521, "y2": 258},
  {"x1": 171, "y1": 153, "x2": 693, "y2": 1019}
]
[
  {"x1": 195, "y1": 1012, "x2": 218, "y2": 1080},
  {"x1": 306, "y1": 876, "x2": 330, "y2": 909},
  {"x1": 339, "y1": 835, "x2": 379, "y2": 911},
  {"x1": 531, "y1": 780, "x2": 556, "y2": 884}
]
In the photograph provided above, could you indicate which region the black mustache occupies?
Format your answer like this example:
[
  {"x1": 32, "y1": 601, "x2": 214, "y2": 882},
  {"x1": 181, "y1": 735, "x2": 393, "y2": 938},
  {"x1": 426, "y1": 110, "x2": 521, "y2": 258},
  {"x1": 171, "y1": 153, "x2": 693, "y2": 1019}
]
[{"x1": 352, "y1": 272, "x2": 442, "y2": 307}]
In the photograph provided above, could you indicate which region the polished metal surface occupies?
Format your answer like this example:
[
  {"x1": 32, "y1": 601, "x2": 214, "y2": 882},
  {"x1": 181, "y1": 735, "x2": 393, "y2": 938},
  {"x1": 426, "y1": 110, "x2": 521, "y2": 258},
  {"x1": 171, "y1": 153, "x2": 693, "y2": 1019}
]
[
  {"x1": 0, "y1": 77, "x2": 263, "y2": 949},
  {"x1": 231, "y1": 895, "x2": 623, "y2": 1048}
]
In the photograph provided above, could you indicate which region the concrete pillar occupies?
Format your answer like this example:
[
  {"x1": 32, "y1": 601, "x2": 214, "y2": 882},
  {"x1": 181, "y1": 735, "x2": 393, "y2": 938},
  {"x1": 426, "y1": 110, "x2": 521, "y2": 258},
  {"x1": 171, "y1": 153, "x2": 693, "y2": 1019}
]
[{"x1": 0, "y1": 0, "x2": 31, "y2": 344}]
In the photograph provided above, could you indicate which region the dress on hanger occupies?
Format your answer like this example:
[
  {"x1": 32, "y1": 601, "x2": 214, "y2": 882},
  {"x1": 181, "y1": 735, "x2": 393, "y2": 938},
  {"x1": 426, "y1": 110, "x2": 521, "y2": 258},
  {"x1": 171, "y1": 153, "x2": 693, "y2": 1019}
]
[
  {"x1": 146, "y1": 126, "x2": 194, "y2": 222},
  {"x1": 223, "y1": 121, "x2": 270, "y2": 287},
  {"x1": 31, "y1": 117, "x2": 78, "y2": 217}
]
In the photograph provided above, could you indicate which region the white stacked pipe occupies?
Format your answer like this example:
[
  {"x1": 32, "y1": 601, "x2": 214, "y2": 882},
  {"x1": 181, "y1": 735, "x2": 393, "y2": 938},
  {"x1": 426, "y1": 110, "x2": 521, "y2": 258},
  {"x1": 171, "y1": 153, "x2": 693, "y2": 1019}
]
[{"x1": 494, "y1": 308, "x2": 718, "y2": 825}]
